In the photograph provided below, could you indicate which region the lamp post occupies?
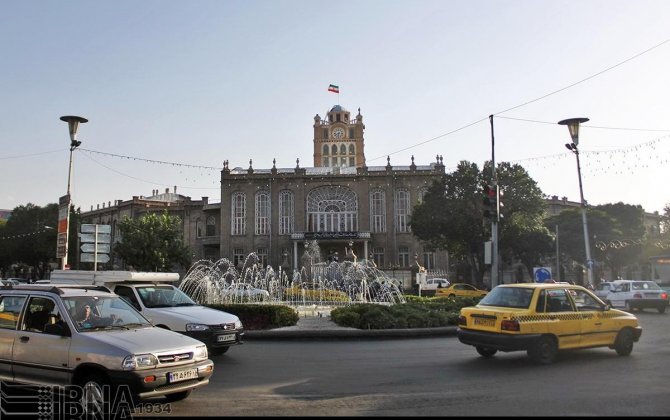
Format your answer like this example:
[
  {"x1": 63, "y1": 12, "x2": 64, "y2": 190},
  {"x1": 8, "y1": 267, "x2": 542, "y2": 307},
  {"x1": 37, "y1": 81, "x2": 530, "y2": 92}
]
[
  {"x1": 558, "y1": 117, "x2": 593, "y2": 287},
  {"x1": 59, "y1": 115, "x2": 87, "y2": 270}
]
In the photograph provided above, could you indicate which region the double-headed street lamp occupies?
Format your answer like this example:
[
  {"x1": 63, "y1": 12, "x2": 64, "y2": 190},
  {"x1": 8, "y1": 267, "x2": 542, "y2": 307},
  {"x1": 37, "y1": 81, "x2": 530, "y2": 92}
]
[
  {"x1": 558, "y1": 117, "x2": 593, "y2": 287},
  {"x1": 58, "y1": 115, "x2": 87, "y2": 270}
]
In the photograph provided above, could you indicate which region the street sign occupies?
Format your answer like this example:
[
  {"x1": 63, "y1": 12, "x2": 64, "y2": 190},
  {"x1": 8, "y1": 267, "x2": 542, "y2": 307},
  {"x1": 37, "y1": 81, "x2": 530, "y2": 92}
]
[
  {"x1": 534, "y1": 267, "x2": 552, "y2": 283},
  {"x1": 81, "y1": 224, "x2": 111, "y2": 234},
  {"x1": 79, "y1": 233, "x2": 111, "y2": 244},
  {"x1": 81, "y1": 243, "x2": 110, "y2": 253},
  {"x1": 80, "y1": 253, "x2": 110, "y2": 263}
]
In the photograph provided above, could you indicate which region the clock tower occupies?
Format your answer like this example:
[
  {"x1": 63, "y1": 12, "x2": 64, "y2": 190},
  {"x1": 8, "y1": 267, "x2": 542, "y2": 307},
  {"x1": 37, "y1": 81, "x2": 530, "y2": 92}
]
[{"x1": 313, "y1": 105, "x2": 366, "y2": 168}]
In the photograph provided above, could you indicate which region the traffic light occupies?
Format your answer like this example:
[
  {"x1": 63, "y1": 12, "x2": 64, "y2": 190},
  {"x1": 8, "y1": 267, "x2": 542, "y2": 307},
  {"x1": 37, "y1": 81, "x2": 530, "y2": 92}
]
[{"x1": 482, "y1": 184, "x2": 496, "y2": 219}]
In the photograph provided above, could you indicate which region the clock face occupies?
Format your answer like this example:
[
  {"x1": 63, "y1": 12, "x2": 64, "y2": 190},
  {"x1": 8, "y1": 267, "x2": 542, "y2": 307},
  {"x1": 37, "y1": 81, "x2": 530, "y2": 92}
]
[{"x1": 332, "y1": 127, "x2": 345, "y2": 139}]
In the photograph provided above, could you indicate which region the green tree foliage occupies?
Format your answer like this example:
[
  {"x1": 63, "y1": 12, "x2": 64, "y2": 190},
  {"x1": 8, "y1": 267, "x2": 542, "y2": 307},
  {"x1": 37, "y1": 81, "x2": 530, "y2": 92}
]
[
  {"x1": 0, "y1": 203, "x2": 58, "y2": 279},
  {"x1": 114, "y1": 211, "x2": 191, "y2": 272},
  {"x1": 410, "y1": 160, "x2": 551, "y2": 286}
]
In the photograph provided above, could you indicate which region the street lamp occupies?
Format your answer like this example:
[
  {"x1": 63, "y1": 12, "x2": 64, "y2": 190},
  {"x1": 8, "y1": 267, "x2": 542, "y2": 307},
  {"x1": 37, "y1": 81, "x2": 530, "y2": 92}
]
[
  {"x1": 558, "y1": 117, "x2": 593, "y2": 287},
  {"x1": 59, "y1": 115, "x2": 87, "y2": 270}
]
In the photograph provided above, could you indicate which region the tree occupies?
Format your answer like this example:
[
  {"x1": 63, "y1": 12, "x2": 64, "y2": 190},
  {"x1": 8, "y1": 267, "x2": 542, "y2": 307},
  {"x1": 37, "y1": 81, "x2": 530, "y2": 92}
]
[
  {"x1": 0, "y1": 203, "x2": 58, "y2": 279},
  {"x1": 114, "y1": 211, "x2": 191, "y2": 272},
  {"x1": 410, "y1": 160, "x2": 551, "y2": 287}
]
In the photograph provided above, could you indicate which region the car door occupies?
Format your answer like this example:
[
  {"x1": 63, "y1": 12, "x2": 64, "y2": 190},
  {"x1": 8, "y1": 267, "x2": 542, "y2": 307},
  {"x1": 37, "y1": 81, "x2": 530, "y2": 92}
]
[
  {"x1": 12, "y1": 296, "x2": 72, "y2": 385},
  {"x1": 568, "y1": 288, "x2": 615, "y2": 347},
  {"x1": 544, "y1": 288, "x2": 582, "y2": 349},
  {"x1": 0, "y1": 294, "x2": 27, "y2": 381},
  {"x1": 608, "y1": 282, "x2": 630, "y2": 309}
]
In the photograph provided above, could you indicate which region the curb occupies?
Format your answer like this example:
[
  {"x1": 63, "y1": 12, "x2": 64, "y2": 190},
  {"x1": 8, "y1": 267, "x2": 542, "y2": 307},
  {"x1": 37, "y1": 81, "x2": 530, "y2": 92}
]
[{"x1": 244, "y1": 326, "x2": 458, "y2": 340}]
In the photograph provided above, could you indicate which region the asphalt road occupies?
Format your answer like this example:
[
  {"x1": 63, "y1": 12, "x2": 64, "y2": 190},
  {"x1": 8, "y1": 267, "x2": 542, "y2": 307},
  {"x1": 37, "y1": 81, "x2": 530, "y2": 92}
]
[{"x1": 135, "y1": 310, "x2": 669, "y2": 417}]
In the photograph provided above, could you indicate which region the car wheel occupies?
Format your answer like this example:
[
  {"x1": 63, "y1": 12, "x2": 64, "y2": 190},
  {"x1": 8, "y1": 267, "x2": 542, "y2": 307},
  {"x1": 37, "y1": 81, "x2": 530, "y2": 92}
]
[
  {"x1": 528, "y1": 336, "x2": 557, "y2": 364},
  {"x1": 448, "y1": 294, "x2": 456, "y2": 298},
  {"x1": 79, "y1": 373, "x2": 110, "y2": 416},
  {"x1": 476, "y1": 346, "x2": 497, "y2": 358},
  {"x1": 164, "y1": 390, "x2": 191, "y2": 402},
  {"x1": 209, "y1": 346, "x2": 229, "y2": 356},
  {"x1": 658, "y1": 306, "x2": 666, "y2": 314},
  {"x1": 614, "y1": 328, "x2": 634, "y2": 356}
]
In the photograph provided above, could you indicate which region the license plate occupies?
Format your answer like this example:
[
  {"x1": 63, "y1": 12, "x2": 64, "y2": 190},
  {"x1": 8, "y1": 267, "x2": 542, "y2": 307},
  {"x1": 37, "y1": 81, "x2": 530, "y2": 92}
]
[
  {"x1": 217, "y1": 333, "x2": 236, "y2": 343},
  {"x1": 473, "y1": 317, "x2": 495, "y2": 327},
  {"x1": 168, "y1": 368, "x2": 198, "y2": 383}
]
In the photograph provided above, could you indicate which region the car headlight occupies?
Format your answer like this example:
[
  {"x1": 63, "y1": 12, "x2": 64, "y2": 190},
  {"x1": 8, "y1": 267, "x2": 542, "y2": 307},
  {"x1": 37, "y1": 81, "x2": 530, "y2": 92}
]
[
  {"x1": 194, "y1": 345, "x2": 208, "y2": 360},
  {"x1": 235, "y1": 319, "x2": 243, "y2": 329},
  {"x1": 122, "y1": 354, "x2": 158, "y2": 370},
  {"x1": 185, "y1": 323, "x2": 210, "y2": 332}
]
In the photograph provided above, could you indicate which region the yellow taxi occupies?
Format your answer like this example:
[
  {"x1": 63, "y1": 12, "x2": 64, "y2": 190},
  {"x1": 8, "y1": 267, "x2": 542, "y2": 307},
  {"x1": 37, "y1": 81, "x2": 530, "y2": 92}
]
[
  {"x1": 457, "y1": 283, "x2": 642, "y2": 364},
  {"x1": 435, "y1": 283, "x2": 488, "y2": 298}
]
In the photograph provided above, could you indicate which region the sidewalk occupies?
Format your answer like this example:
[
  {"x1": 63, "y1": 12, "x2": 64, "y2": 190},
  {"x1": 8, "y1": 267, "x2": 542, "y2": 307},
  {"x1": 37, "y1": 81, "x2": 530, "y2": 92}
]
[{"x1": 244, "y1": 315, "x2": 458, "y2": 340}]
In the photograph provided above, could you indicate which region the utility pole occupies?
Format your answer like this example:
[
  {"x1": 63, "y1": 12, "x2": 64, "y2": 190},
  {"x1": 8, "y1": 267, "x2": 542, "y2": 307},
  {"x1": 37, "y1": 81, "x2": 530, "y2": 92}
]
[{"x1": 489, "y1": 115, "x2": 499, "y2": 288}]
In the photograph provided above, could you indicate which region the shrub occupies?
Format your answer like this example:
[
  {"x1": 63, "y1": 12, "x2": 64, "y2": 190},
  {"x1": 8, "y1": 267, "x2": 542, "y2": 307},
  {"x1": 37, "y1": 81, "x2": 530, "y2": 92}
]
[{"x1": 205, "y1": 304, "x2": 299, "y2": 330}]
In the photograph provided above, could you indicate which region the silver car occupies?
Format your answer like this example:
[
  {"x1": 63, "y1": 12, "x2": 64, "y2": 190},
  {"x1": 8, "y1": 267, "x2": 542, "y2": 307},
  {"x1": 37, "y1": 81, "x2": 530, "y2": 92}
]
[{"x1": 0, "y1": 284, "x2": 214, "y2": 411}]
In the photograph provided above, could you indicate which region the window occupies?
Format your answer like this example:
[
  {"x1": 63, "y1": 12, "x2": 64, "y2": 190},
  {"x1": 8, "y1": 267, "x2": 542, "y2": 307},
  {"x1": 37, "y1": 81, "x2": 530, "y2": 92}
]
[
  {"x1": 323, "y1": 145, "x2": 329, "y2": 155},
  {"x1": 372, "y1": 247, "x2": 385, "y2": 268},
  {"x1": 22, "y1": 297, "x2": 58, "y2": 333},
  {"x1": 255, "y1": 191, "x2": 270, "y2": 235},
  {"x1": 206, "y1": 216, "x2": 216, "y2": 236},
  {"x1": 395, "y1": 189, "x2": 410, "y2": 233},
  {"x1": 0, "y1": 295, "x2": 26, "y2": 329},
  {"x1": 279, "y1": 190, "x2": 294, "y2": 235},
  {"x1": 348, "y1": 128, "x2": 354, "y2": 138},
  {"x1": 233, "y1": 248, "x2": 245, "y2": 269},
  {"x1": 322, "y1": 157, "x2": 329, "y2": 166},
  {"x1": 231, "y1": 193, "x2": 246, "y2": 235},
  {"x1": 340, "y1": 144, "x2": 346, "y2": 154},
  {"x1": 307, "y1": 186, "x2": 358, "y2": 232},
  {"x1": 348, "y1": 144, "x2": 355, "y2": 154},
  {"x1": 331, "y1": 145, "x2": 338, "y2": 155},
  {"x1": 196, "y1": 218, "x2": 204, "y2": 238},
  {"x1": 423, "y1": 252, "x2": 435, "y2": 269},
  {"x1": 398, "y1": 246, "x2": 409, "y2": 267},
  {"x1": 256, "y1": 248, "x2": 268, "y2": 267},
  {"x1": 323, "y1": 128, "x2": 329, "y2": 138},
  {"x1": 370, "y1": 190, "x2": 386, "y2": 233},
  {"x1": 417, "y1": 187, "x2": 429, "y2": 203}
]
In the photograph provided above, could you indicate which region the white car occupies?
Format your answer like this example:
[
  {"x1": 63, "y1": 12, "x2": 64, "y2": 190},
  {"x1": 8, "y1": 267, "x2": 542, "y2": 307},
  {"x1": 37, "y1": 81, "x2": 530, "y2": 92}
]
[
  {"x1": 422, "y1": 278, "x2": 450, "y2": 290},
  {"x1": 594, "y1": 281, "x2": 614, "y2": 301},
  {"x1": 605, "y1": 279, "x2": 669, "y2": 313}
]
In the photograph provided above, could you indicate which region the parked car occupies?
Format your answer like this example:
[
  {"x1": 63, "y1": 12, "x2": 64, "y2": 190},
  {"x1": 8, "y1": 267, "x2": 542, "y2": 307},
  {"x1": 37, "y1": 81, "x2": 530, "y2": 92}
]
[
  {"x1": 594, "y1": 281, "x2": 614, "y2": 301},
  {"x1": 457, "y1": 283, "x2": 642, "y2": 364},
  {"x1": 436, "y1": 283, "x2": 488, "y2": 298},
  {"x1": 605, "y1": 279, "x2": 669, "y2": 313},
  {"x1": 0, "y1": 279, "x2": 20, "y2": 286},
  {"x1": 0, "y1": 283, "x2": 214, "y2": 409},
  {"x1": 421, "y1": 278, "x2": 450, "y2": 290}
]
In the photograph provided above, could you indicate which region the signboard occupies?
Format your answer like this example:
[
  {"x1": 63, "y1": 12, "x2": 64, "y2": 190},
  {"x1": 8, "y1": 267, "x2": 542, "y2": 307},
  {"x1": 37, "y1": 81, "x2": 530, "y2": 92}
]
[
  {"x1": 534, "y1": 267, "x2": 552, "y2": 283},
  {"x1": 79, "y1": 233, "x2": 111, "y2": 244},
  {"x1": 81, "y1": 243, "x2": 110, "y2": 253},
  {"x1": 81, "y1": 224, "x2": 111, "y2": 234},
  {"x1": 80, "y1": 253, "x2": 110, "y2": 263},
  {"x1": 56, "y1": 233, "x2": 67, "y2": 258}
]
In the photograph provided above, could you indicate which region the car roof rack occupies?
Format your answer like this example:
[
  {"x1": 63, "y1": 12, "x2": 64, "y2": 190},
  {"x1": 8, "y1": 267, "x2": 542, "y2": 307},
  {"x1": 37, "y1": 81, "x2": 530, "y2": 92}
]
[{"x1": 3, "y1": 284, "x2": 111, "y2": 295}]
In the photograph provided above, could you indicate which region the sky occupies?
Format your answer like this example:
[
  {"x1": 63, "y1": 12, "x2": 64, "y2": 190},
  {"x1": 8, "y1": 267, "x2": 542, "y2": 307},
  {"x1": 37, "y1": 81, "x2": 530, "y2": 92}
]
[{"x1": 1, "y1": 0, "x2": 669, "y2": 216}]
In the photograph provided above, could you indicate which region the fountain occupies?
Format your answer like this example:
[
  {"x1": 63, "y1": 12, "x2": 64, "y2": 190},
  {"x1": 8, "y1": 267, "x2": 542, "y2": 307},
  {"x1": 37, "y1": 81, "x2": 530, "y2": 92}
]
[{"x1": 178, "y1": 240, "x2": 406, "y2": 314}]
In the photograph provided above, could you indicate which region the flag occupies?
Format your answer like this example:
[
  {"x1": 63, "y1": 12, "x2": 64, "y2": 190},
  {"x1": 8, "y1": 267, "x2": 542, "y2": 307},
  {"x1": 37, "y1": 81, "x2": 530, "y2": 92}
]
[{"x1": 328, "y1": 84, "x2": 339, "y2": 93}]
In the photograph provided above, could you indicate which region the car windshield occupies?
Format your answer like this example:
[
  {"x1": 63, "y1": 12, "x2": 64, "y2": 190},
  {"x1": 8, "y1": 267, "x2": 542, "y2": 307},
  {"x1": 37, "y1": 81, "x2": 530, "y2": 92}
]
[
  {"x1": 63, "y1": 295, "x2": 151, "y2": 332},
  {"x1": 136, "y1": 285, "x2": 197, "y2": 308},
  {"x1": 478, "y1": 286, "x2": 534, "y2": 308}
]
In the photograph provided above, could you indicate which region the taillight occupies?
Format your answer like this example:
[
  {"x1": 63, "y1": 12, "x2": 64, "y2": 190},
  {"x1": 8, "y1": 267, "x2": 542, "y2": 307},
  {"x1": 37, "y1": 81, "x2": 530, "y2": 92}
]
[
  {"x1": 633, "y1": 293, "x2": 643, "y2": 299},
  {"x1": 661, "y1": 292, "x2": 668, "y2": 300},
  {"x1": 458, "y1": 315, "x2": 467, "y2": 326},
  {"x1": 501, "y1": 320, "x2": 520, "y2": 332}
]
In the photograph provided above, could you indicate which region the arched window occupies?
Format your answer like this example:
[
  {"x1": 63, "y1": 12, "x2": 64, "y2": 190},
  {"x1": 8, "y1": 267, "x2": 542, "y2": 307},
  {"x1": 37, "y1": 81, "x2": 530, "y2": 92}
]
[
  {"x1": 339, "y1": 144, "x2": 346, "y2": 154},
  {"x1": 206, "y1": 216, "x2": 216, "y2": 236},
  {"x1": 370, "y1": 189, "x2": 386, "y2": 233},
  {"x1": 323, "y1": 145, "x2": 329, "y2": 155},
  {"x1": 331, "y1": 144, "x2": 338, "y2": 155},
  {"x1": 279, "y1": 190, "x2": 294, "y2": 235},
  {"x1": 231, "y1": 192, "x2": 246, "y2": 235},
  {"x1": 322, "y1": 157, "x2": 330, "y2": 167},
  {"x1": 196, "y1": 218, "x2": 204, "y2": 238},
  {"x1": 307, "y1": 186, "x2": 358, "y2": 232},
  {"x1": 348, "y1": 144, "x2": 355, "y2": 154},
  {"x1": 395, "y1": 189, "x2": 410, "y2": 233},
  {"x1": 417, "y1": 187, "x2": 429, "y2": 203},
  {"x1": 255, "y1": 191, "x2": 270, "y2": 235}
]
